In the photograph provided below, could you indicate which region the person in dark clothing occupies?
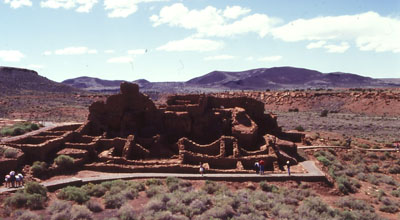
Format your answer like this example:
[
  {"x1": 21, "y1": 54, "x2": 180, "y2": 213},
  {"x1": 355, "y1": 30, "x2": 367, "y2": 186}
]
[
  {"x1": 9, "y1": 171, "x2": 16, "y2": 188},
  {"x1": 254, "y1": 162, "x2": 260, "y2": 174},
  {"x1": 286, "y1": 161, "x2": 291, "y2": 176}
]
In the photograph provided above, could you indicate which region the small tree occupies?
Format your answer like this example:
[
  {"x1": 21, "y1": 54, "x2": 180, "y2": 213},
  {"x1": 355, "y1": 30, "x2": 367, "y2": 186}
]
[{"x1": 54, "y1": 155, "x2": 74, "y2": 170}]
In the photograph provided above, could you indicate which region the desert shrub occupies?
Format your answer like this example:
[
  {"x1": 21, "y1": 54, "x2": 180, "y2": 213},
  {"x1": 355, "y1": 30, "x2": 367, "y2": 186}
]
[
  {"x1": 368, "y1": 164, "x2": 379, "y2": 172},
  {"x1": 24, "y1": 181, "x2": 47, "y2": 197},
  {"x1": 85, "y1": 199, "x2": 103, "y2": 213},
  {"x1": 51, "y1": 211, "x2": 71, "y2": 220},
  {"x1": 118, "y1": 204, "x2": 136, "y2": 220},
  {"x1": 15, "y1": 210, "x2": 40, "y2": 220},
  {"x1": 31, "y1": 161, "x2": 48, "y2": 177},
  {"x1": 337, "y1": 196, "x2": 374, "y2": 212},
  {"x1": 298, "y1": 197, "x2": 336, "y2": 219},
  {"x1": 391, "y1": 188, "x2": 400, "y2": 197},
  {"x1": 366, "y1": 152, "x2": 378, "y2": 159},
  {"x1": 316, "y1": 155, "x2": 331, "y2": 166},
  {"x1": 129, "y1": 181, "x2": 145, "y2": 192},
  {"x1": 198, "y1": 205, "x2": 235, "y2": 220},
  {"x1": 153, "y1": 211, "x2": 188, "y2": 220},
  {"x1": 121, "y1": 188, "x2": 139, "y2": 200},
  {"x1": 165, "y1": 177, "x2": 192, "y2": 192},
  {"x1": 188, "y1": 199, "x2": 208, "y2": 217},
  {"x1": 295, "y1": 125, "x2": 305, "y2": 132},
  {"x1": 337, "y1": 176, "x2": 360, "y2": 194},
  {"x1": 5, "y1": 192, "x2": 28, "y2": 208},
  {"x1": 4, "y1": 147, "x2": 19, "y2": 158},
  {"x1": 146, "y1": 185, "x2": 165, "y2": 198},
  {"x1": 70, "y1": 205, "x2": 93, "y2": 220},
  {"x1": 47, "y1": 200, "x2": 72, "y2": 215},
  {"x1": 379, "y1": 205, "x2": 398, "y2": 213},
  {"x1": 0, "y1": 122, "x2": 40, "y2": 136},
  {"x1": 57, "y1": 186, "x2": 89, "y2": 204},
  {"x1": 259, "y1": 181, "x2": 278, "y2": 193},
  {"x1": 288, "y1": 108, "x2": 299, "y2": 112},
  {"x1": 5, "y1": 182, "x2": 47, "y2": 210},
  {"x1": 145, "y1": 178, "x2": 163, "y2": 186},
  {"x1": 26, "y1": 193, "x2": 46, "y2": 210},
  {"x1": 145, "y1": 199, "x2": 166, "y2": 212},
  {"x1": 271, "y1": 204, "x2": 297, "y2": 219},
  {"x1": 82, "y1": 183, "x2": 107, "y2": 197},
  {"x1": 104, "y1": 191, "x2": 126, "y2": 209},
  {"x1": 389, "y1": 165, "x2": 400, "y2": 174},
  {"x1": 54, "y1": 155, "x2": 74, "y2": 170},
  {"x1": 202, "y1": 180, "x2": 223, "y2": 194},
  {"x1": 320, "y1": 109, "x2": 329, "y2": 117}
]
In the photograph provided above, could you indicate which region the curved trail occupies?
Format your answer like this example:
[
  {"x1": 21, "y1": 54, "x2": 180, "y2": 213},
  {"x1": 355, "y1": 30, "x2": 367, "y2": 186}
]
[{"x1": 0, "y1": 161, "x2": 325, "y2": 194}]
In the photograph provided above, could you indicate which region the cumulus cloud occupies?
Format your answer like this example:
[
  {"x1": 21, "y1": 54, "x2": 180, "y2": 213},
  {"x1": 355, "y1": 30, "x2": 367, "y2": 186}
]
[
  {"x1": 272, "y1": 11, "x2": 400, "y2": 53},
  {"x1": 107, "y1": 56, "x2": 133, "y2": 63},
  {"x1": 157, "y1": 37, "x2": 223, "y2": 52},
  {"x1": 324, "y1": 42, "x2": 350, "y2": 53},
  {"x1": 0, "y1": 50, "x2": 25, "y2": 62},
  {"x1": 4, "y1": 0, "x2": 32, "y2": 8},
  {"x1": 223, "y1": 5, "x2": 250, "y2": 19},
  {"x1": 51, "y1": 47, "x2": 97, "y2": 55},
  {"x1": 40, "y1": 0, "x2": 98, "y2": 13},
  {"x1": 104, "y1": 49, "x2": 115, "y2": 54},
  {"x1": 204, "y1": 54, "x2": 235, "y2": 61},
  {"x1": 306, "y1": 40, "x2": 326, "y2": 49},
  {"x1": 104, "y1": 0, "x2": 168, "y2": 18},
  {"x1": 258, "y1": 56, "x2": 282, "y2": 62},
  {"x1": 150, "y1": 3, "x2": 279, "y2": 38}
]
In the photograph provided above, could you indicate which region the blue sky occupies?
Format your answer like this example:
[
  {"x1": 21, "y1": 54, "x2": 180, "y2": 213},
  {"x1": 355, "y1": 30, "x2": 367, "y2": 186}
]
[{"x1": 0, "y1": 0, "x2": 399, "y2": 82}]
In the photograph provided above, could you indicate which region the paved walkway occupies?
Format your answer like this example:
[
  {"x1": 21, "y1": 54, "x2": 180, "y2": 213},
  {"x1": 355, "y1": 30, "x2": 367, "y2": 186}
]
[{"x1": 0, "y1": 161, "x2": 326, "y2": 194}]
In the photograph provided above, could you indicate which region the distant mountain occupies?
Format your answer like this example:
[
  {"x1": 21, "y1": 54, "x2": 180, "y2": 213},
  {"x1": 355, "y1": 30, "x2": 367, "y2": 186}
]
[
  {"x1": 62, "y1": 66, "x2": 399, "y2": 93},
  {"x1": 0, "y1": 66, "x2": 77, "y2": 95}
]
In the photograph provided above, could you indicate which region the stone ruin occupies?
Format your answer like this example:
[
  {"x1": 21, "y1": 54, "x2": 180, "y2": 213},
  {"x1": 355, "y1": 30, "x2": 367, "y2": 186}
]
[{"x1": 2, "y1": 82, "x2": 305, "y2": 175}]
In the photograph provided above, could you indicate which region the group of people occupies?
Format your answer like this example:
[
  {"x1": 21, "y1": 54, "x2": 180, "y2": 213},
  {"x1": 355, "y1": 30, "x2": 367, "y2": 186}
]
[
  {"x1": 4, "y1": 171, "x2": 24, "y2": 188},
  {"x1": 254, "y1": 160, "x2": 291, "y2": 176}
]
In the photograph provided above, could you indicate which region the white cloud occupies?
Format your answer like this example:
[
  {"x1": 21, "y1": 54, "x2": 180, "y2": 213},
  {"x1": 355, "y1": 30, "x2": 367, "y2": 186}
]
[
  {"x1": 258, "y1": 56, "x2": 282, "y2": 62},
  {"x1": 104, "y1": 0, "x2": 167, "y2": 18},
  {"x1": 306, "y1": 40, "x2": 326, "y2": 49},
  {"x1": 324, "y1": 42, "x2": 350, "y2": 53},
  {"x1": 40, "y1": 0, "x2": 98, "y2": 13},
  {"x1": 245, "y1": 56, "x2": 254, "y2": 61},
  {"x1": 43, "y1": 51, "x2": 52, "y2": 56},
  {"x1": 54, "y1": 47, "x2": 97, "y2": 55},
  {"x1": 4, "y1": 0, "x2": 32, "y2": 8},
  {"x1": 204, "y1": 54, "x2": 235, "y2": 61},
  {"x1": 104, "y1": 49, "x2": 115, "y2": 54},
  {"x1": 0, "y1": 50, "x2": 25, "y2": 62},
  {"x1": 107, "y1": 56, "x2": 133, "y2": 63},
  {"x1": 272, "y1": 11, "x2": 400, "y2": 53},
  {"x1": 223, "y1": 6, "x2": 250, "y2": 19},
  {"x1": 151, "y1": 3, "x2": 279, "y2": 38},
  {"x1": 157, "y1": 37, "x2": 223, "y2": 52},
  {"x1": 127, "y1": 49, "x2": 147, "y2": 55}
]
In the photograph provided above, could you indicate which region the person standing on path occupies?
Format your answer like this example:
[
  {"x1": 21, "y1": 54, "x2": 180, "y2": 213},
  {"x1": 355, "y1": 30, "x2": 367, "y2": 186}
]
[
  {"x1": 9, "y1": 171, "x2": 16, "y2": 188},
  {"x1": 287, "y1": 161, "x2": 291, "y2": 176},
  {"x1": 199, "y1": 163, "x2": 204, "y2": 176},
  {"x1": 259, "y1": 160, "x2": 265, "y2": 175},
  {"x1": 254, "y1": 162, "x2": 260, "y2": 174}
]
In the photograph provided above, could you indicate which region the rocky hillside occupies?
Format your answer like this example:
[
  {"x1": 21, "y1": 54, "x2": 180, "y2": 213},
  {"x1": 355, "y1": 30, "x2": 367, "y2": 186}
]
[
  {"x1": 63, "y1": 67, "x2": 398, "y2": 93},
  {"x1": 0, "y1": 66, "x2": 77, "y2": 95}
]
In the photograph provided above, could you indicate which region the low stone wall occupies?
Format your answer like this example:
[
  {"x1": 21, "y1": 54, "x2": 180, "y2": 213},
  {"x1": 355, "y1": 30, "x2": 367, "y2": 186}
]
[{"x1": 178, "y1": 137, "x2": 221, "y2": 156}]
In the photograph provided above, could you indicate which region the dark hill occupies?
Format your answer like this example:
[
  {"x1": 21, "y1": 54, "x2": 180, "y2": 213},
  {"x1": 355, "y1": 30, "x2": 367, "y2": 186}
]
[
  {"x1": 62, "y1": 76, "x2": 126, "y2": 91},
  {"x1": 0, "y1": 66, "x2": 77, "y2": 95}
]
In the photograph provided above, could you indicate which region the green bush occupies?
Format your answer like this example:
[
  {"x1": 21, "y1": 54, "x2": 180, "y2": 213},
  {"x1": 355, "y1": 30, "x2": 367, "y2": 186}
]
[
  {"x1": 145, "y1": 178, "x2": 163, "y2": 186},
  {"x1": 47, "y1": 200, "x2": 72, "y2": 215},
  {"x1": 104, "y1": 192, "x2": 126, "y2": 209},
  {"x1": 379, "y1": 205, "x2": 398, "y2": 213},
  {"x1": 5, "y1": 192, "x2": 28, "y2": 208},
  {"x1": 391, "y1": 189, "x2": 400, "y2": 197},
  {"x1": 16, "y1": 210, "x2": 40, "y2": 220},
  {"x1": 70, "y1": 205, "x2": 93, "y2": 220},
  {"x1": 4, "y1": 147, "x2": 19, "y2": 158},
  {"x1": 389, "y1": 165, "x2": 400, "y2": 174},
  {"x1": 259, "y1": 181, "x2": 278, "y2": 192},
  {"x1": 295, "y1": 125, "x2": 305, "y2": 132},
  {"x1": 24, "y1": 182, "x2": 47, "y2": 197},
  {"x1": 85, "y1": 199, "x2": 103, "y2": 213},
  {"x1": 368, "y1": 164, "x2": 379, "y2": 172},
  {"x1": 82, "y1": 183, "x2": 107, "y2": 197},
  {"x1": 57, "y1": 186, "x2": 89, "y2": 204},
  {"x1": 202, "y1": 180, "x2": 223, "y2": 194},
  {"x1": 337, "y1": 196, "x2": 374, "y2": 212},
  {"x1": 0, "y1": 122, "x2": 41, "y2": 137},
  {"x1": 54, "y1": 155, "x2": 74, "y2": 170},
  {"x1": 316, "y1": 155, "x2": 331, "y2": 166},
  {"x1": 31, "y1": 161, "x2": 48, "y2": 177},
  {"x1": 118, "y1": 204, "x2": 136, "y2": 220},
  {"x1": 146, "y1": 185, "x2": 165, "y2": 198},
  {"x1": 26, "y1": 193, "x2": 46, "y2": 210}
]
